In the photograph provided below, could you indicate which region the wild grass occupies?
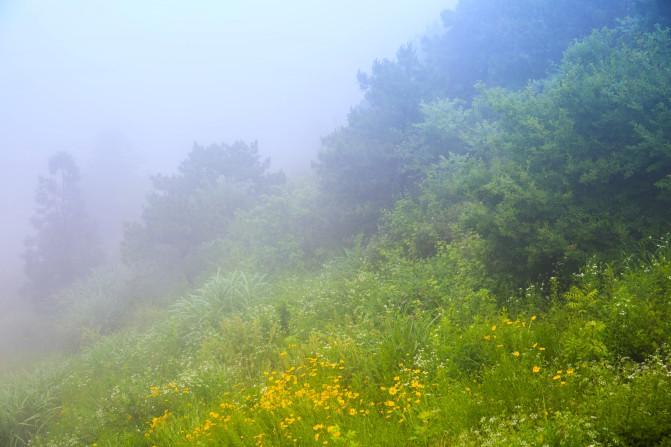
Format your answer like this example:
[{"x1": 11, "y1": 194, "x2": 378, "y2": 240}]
[{"x1": 2, "y1": 241, "x2": 671, "y2": 446}]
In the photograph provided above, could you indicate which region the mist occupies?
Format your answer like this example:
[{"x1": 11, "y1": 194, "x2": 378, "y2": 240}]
[{"x1": 0, "y1": 0, "x2": 450, "y2": 304}]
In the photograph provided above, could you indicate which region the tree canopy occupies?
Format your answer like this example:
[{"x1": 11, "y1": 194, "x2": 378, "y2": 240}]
[
  {"x1": 315, "y1": 0, "x2": 667, "y2": 239},
  {"x1": 379, "y1": 23, "x2": 671, "y2": 289},
  {"x1": 122, "y1": 141, "x2": 284, "y2": 285}
]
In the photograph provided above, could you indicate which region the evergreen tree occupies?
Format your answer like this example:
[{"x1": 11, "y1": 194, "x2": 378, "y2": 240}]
[
  {"x1": 23, "y1": 152, "x2": 102, "y2": 308},
  {"x1": 122, "y1": 141, "x2": 284, "y2": 285}
]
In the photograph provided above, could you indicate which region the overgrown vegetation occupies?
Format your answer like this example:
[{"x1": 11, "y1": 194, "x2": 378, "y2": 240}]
[
  {"x1": 4, "y1": 241, "x2": 671, "y2": 446},
  {"x1": 3, "y1": 1, "x2": 671, "y2": 445}
]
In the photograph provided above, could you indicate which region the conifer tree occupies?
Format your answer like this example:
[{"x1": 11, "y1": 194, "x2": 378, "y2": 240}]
[{"x1": 23, "y1": 152, "x2": 102, "y2": 308}]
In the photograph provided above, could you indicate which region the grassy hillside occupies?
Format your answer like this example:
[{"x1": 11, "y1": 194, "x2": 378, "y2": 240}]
[{"x1": 3, "y1": 238, "x2": 671, "y2": 446}]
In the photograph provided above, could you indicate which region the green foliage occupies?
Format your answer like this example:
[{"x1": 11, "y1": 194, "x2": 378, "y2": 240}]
[
  {"x1": 0, "y1": 369, "x2": 63, "y2": 447},
  {"x1": 207, "y1": 180, "x2": 331, "y2": 275},
  {"x1": 314, "y1": 0, "x2": 659, "y2": 239},
  {"x1": 4, "y1": 241, "x2": 671, "y2": 446},
  {"x1": 123, "y1": 141, "x2": 284, "y2": 286},
  {"x1": 55, "y1": 264, "x2": 138, "y2": 342},
  {"x1": 593, "y1": 355, "x2": 671, "y2": 445},
  {"x1": 170, "y1": 271, "x2": 267, "y2": 331},
  {"x1": 556, "y1": 238, "x2": 671, "y2": 362},
  {"x1": 380, "y1": 23, "x2": 671, "y2": 288}
]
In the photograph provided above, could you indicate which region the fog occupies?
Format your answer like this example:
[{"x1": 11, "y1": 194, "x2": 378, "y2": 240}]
[{"x1": 0, "y1": 0, "x2": 452, "y2": 305}]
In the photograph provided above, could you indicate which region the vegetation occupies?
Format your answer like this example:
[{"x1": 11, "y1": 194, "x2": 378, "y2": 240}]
[
  {"x1": 4, "y1": 240, "x2": 671, "y2": 446},
  {"x1": 3, "y1": 1, "x2": 671, "y2": 446},
  {"x1": 122, "y1": 141, "x2": 285, "y2": 290},
  {"x1": 315, "y1": 0, "x2": 668, "y2": 239},
  {"x1": 23, "y1": 152, "x2": 103, "y2": 308},
  {"x1": 379, "y1": 23, "x2": 671, "y2": 289}
]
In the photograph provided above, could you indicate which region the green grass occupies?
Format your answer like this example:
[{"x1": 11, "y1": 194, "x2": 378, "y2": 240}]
[{"x1": 2, "y1": 242, "x2": 671, "y2": 446}]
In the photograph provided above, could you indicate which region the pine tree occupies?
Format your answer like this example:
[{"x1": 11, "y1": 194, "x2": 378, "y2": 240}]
[{"x1": 23, "y1": 152, "x2": 103, "y2": 308}]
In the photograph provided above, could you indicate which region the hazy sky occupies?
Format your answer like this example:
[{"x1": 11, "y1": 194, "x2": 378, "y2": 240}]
[{"x1": 0, "y1": 0, "x2": 455, "y2": 298}]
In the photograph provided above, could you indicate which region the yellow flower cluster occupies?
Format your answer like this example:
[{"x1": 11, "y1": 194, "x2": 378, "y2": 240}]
[
  {"x1": 530, "y1": 365, "x2": 576, "y2": 386},
  {"x1": 379, "y1": 365, "x2": 426, "y2": 422},
  {"x1": 181, "y1": 354, "x2": 429, "y2": 445},
  {"x1": 185, "y1": 402, "x2": 238, "y2": 441},
  {"x1": 550, "y1": 367, "x2": 575, "y2": 385},
  {"x1": 477, "y1": 317, "x2": 580, "y2": 388},
  {"x1": 313, "y1": 423, "x2": 341, "y2": 443},
  {"x1": 253, "y1": 432, "x2": 265, "y2": 446},
  {"x1": 258, "y1": 355, "x2": 363, "y2": 415},
  {"x1": 144, "y1": 409, "x2": 171, "y2": 437},
  {"x1": 147, "y1": 381, "x2": 190, "y2": 399}
]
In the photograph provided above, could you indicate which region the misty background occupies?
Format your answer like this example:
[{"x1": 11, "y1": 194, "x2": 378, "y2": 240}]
[{"x1": 0, "y1": 0, "x2": 453, "y2": 304}]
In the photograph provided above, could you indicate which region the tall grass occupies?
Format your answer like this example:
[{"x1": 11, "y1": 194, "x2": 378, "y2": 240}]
[{"x1": 2, "y1": 243, "x2": 670, "y2": 445}]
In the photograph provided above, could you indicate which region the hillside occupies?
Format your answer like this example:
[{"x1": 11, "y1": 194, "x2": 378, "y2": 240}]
[{"x1": 2, "y1": 1, "x2": 671, "y2": 446}]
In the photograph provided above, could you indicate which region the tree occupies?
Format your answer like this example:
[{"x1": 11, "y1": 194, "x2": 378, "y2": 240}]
[
  {"x1": 23, "y1": 152, "x2": 103, "y2": 308},
  {"x1": 122, "y1": 141, "x2": 284, "y2": 285},
  {"x1": 379, "y1": 23, "x2": 671, "y2": 290},
  {"x1": 315, "y1": 0, "x2": 660, "y2": 242}
]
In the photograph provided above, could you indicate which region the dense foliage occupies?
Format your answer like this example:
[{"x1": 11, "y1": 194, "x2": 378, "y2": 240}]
[
  {"x1": 315, "y1": 0, "x2": 669, "y2": 240},
  {"x1": 379, "y1": 23, "x2": 671, "y2": 288},
  {"x1": 123, "y1": 141, "x2": 284, "y2": 286},
  {"x1": 4, "y1": 241, "x2": 671, "y2": 446}
]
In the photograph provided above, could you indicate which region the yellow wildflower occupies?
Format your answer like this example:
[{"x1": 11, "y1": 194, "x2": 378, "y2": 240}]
[
  {"x1": 149, "y1": 386, "x2": 160, "y2": 398},
  {"x1": 327, "y1": 425, "x2": 341, "y2": 439}
]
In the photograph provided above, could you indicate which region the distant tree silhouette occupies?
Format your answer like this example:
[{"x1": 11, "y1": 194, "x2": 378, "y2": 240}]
[
  {"x1": 23, "y1": 152, "x2": 103, "y2": 308},
  {"x1": 122, "y1": 141, "x2": 284, "y2": 285}
]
